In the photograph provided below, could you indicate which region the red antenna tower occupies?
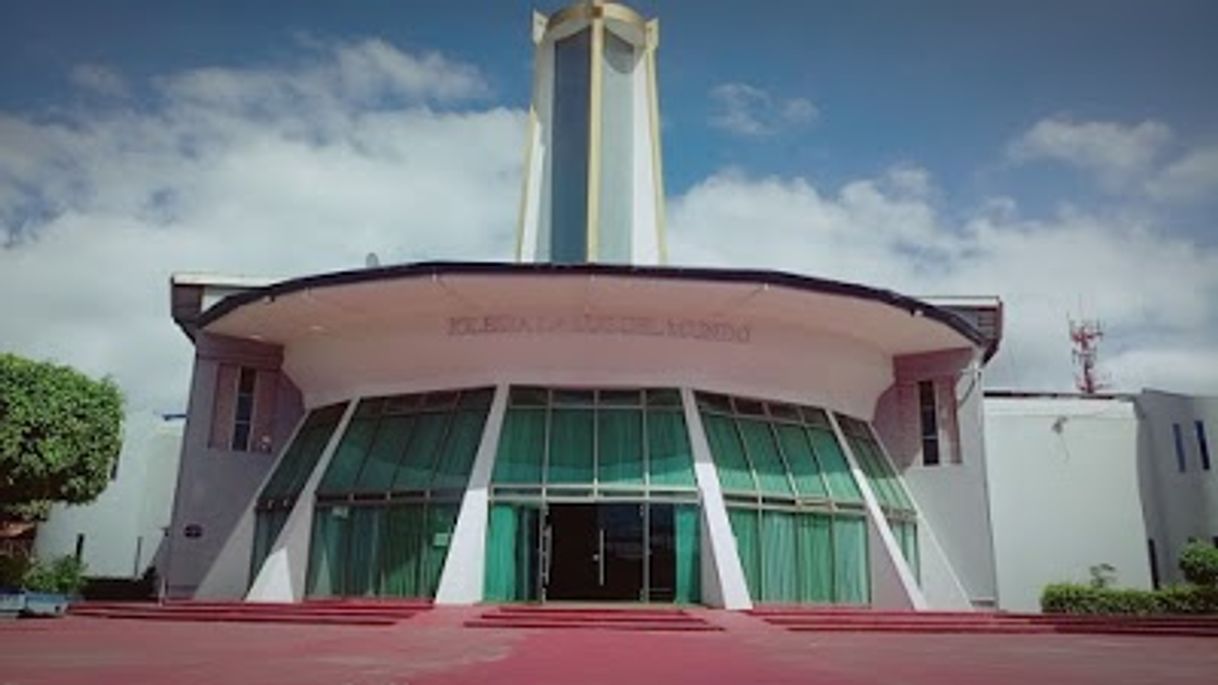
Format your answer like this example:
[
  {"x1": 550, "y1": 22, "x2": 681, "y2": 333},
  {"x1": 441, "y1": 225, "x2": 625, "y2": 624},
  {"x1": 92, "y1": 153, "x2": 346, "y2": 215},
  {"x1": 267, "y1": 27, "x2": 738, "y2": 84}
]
[{"x1": 1069, "y1": 318, "x2": 1105, "y2": 394}]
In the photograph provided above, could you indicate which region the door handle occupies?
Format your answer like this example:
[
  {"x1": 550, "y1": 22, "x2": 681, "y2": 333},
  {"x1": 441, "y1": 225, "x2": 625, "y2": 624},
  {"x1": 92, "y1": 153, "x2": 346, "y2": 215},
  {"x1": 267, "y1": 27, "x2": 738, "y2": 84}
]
[
  {"x1": 541, "y1": 523, "x2": 553, "y2": 586},
  {"x1": 598, "y1": 528, "x2": 605, "y2": 586}
]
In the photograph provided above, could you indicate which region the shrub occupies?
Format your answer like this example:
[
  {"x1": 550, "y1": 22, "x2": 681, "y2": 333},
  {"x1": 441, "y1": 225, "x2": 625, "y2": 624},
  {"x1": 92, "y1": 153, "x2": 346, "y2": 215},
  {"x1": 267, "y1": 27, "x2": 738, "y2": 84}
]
[
  {"x1": 1042, "y1": 582, "x2": 1218, "y2": 615},
  {"x1": 21, "y1": 555, "x2": 88, "y2": 595},
  {"x1": 1179, "y1": 542, "x2": 1218, "y2": 587},
  {"x1": 1041, "y1": 583, "x2": 1159, "y2": 615}
]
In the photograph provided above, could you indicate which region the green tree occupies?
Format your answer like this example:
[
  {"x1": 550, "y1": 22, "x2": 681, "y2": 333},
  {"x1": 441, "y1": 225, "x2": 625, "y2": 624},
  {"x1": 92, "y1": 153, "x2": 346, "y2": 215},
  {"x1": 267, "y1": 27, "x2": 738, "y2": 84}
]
[{"x1": 0, "y1": 353, "x2": 123, "y2": 521}]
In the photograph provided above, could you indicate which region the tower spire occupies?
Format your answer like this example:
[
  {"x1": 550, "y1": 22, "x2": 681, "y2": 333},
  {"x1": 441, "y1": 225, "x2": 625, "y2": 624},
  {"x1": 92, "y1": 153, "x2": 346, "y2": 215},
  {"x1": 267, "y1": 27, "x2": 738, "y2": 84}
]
[{"x1": 516, "y1": 1, "x2": 666, "y2": 265}]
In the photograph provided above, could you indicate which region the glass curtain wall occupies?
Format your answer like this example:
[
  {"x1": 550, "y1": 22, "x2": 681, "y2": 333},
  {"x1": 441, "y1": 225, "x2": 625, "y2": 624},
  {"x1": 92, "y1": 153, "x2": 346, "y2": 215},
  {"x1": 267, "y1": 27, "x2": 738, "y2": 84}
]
[
  {"x1": 836, "y1": 414, "x2": 920, "y2": 581},
  {"x1": 249, "y1": 403, "x2": 346, "y2": 583},
  {"x1": 303, "y1": 388, "x2": 493, "y2": 598},
  {"x1": 696, "y1": 392, "x2": 870, "y2": 605},
  {"x1": 485, "y1": 387, "x2": 700, "y2": 603}
]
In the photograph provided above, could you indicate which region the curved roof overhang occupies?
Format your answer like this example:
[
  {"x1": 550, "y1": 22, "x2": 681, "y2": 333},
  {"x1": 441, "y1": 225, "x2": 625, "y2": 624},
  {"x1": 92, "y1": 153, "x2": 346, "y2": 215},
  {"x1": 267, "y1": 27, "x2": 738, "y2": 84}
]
[{"x1": 194, "y1": 261, "x2": 988, "y2": 360}]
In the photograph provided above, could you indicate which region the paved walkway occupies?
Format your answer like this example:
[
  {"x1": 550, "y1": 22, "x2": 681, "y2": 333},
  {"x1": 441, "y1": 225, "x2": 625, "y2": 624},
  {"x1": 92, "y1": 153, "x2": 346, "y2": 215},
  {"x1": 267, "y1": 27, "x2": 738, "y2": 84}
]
[{"x1": 2, "y1": 608, "x2": 1216, "y2": 684}]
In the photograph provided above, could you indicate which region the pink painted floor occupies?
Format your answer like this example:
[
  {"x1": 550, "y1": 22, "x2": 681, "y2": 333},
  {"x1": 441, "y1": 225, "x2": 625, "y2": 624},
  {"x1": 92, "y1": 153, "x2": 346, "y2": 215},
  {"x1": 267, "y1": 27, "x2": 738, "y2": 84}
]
[{"x1": 2, "y1": 608, "x2": 1217, "y2": 685}]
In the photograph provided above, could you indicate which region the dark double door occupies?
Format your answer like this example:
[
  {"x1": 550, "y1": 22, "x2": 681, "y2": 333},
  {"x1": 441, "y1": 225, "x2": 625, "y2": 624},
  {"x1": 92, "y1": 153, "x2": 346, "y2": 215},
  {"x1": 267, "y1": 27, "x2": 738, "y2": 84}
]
[{"x1": 545, "y1": 503, "x2": 677, "y2": 602}]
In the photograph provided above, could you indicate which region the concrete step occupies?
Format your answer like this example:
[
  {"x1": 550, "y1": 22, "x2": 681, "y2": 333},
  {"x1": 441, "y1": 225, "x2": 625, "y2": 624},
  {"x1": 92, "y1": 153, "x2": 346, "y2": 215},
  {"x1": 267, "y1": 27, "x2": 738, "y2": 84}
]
[
  {"x1": 69, "y1": 609, "x2": 398, "y2": 626},
  {"x1": 465, "y1": 618, "x2": 721, "y2": 632}
]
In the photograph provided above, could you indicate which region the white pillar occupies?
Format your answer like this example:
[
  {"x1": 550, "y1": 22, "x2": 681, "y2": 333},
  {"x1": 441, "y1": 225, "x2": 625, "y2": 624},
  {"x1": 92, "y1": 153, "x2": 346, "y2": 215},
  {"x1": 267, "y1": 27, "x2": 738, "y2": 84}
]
[
  {"x1": 246, "y1": 399, "x2": 357, "y2": 602},
  {"x1": 434, "y1": 383, "x2": 510, "y2": 604},
  {"x1": 681, "y1": 387, "x2": 752, "y2": 609}
]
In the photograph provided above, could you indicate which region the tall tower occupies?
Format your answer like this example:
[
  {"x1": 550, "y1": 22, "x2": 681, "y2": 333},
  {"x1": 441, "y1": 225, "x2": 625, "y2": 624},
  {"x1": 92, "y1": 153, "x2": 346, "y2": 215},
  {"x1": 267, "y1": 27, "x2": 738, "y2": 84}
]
[{"x1": 516, "y1": 1, "x2": 666, "y2": 265}]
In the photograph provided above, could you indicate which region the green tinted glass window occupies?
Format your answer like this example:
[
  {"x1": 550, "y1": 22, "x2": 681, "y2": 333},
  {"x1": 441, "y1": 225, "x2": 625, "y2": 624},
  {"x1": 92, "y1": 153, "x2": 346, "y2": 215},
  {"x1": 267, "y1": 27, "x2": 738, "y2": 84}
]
[
  {"x1": 353, "y1": 415, "x2": 415, "y2": 494},
  {"x1": 773, "y1": 424, "x2": 828, "y2": 499},
  {"x1": 493, "y1": 408, "x2": 546, "y2": 484},
  {"x1": 738, "y1": 419, "x2": 793, "y2": 496},
  {"x1": 316, "y1": 416, "x2": 377, "y2": 496},
  {"x1": 647, "y1": 410, "x2": 696, "y2": 487},
  {"x1": 598, "y1": 408, "x2": 644, "y2": 485},
  {"x1": 392, "y1": 413, "x2": 451, "y2": 491},
  {"x1": 806, "y1": 427, "x2": 862, "y2": 503},
  {"x1": 702, "y1": 413, "x2": 755, "y2": 493},
  {"x1": 547, "y1": 408, "x2": 594, "y2": 484}
]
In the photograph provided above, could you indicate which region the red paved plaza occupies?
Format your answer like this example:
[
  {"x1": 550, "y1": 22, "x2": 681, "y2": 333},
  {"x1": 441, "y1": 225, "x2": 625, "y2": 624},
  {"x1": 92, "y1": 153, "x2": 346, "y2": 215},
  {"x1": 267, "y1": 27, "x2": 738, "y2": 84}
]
[{"x1": 2, "y1": 609, "x2": 1217, "y2": 685}]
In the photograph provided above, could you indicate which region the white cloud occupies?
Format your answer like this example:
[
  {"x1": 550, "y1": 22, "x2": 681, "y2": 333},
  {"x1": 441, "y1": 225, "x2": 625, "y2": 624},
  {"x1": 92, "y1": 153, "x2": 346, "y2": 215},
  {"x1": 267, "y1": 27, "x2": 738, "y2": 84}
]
[
  {"x1": 1007, "y1": 116, "x2": 1173, "y2": 189},
  {"x1": 69, "y1": 63, "x2": 129, "y2": 98},
  {"x1": 1146, "y1": 145, "x2": 1218, "y2": 203},
  {"x1": 668, "y1": 170, "x2": 1218, "y2": 394},
  {"x1": 0, "y1": 40, "x2": 521, "y2": 412},
  {"x1": 3, "y1": 41, "x2": 1215, "y2": 415},
  {"x1": 708, "y1": 82, "x2": 818, "y2": 137}
]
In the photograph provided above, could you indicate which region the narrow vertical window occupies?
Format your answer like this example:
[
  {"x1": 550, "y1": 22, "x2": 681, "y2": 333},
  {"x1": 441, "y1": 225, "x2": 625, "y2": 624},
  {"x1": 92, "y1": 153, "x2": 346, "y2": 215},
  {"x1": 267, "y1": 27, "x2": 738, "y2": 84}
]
[
  {"x1": 1147, "y1": 539, "x2": 1159, "y2": 589},
  {"x1": 918, "y1": 380, "x2": 940, "y2": 466},
  {"x1": 1196, "y1": 421, "x2": 1211, "y2": 471},
  {"x1": 1173, "y1": 422, "x2": 1187, "y2": 472},
  {"x1": 75, "y1": 533, "x2": 86, "y2": 562},
  {"x1": 231, "y1": 367, "x2": 257, "y2": 451},
  {"x1": 549, "y1": 28, "x2": 591, "y2": 263}
]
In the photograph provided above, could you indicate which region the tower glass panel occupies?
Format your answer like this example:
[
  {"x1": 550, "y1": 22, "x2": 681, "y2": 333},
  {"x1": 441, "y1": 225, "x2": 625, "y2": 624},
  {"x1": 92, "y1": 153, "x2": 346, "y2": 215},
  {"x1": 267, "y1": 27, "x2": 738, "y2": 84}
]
[
  {"x1": 549, "y1": 29, "x2": 591, "y2": 262},
  {"x1": 598, "y1": 28, "x2": 635, "y2": 262}
]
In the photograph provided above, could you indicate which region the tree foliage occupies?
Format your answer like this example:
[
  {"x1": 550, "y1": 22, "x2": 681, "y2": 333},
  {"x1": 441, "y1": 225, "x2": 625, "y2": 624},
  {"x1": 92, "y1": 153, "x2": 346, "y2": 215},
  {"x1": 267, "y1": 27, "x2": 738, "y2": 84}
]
[{"x1": 0, "y1": 353, "x2": 123, "y2": 521}]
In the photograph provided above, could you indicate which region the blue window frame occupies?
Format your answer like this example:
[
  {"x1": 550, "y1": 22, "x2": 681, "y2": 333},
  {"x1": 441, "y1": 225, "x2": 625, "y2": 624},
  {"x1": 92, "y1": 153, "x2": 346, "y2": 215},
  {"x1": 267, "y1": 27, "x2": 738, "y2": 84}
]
[
  {"x1": 1197, "y1": 421, "x2": 1211, "y2": 471},
  {"x1": 1172, "y1": 422, "x2": 1187, "y2": 472}
]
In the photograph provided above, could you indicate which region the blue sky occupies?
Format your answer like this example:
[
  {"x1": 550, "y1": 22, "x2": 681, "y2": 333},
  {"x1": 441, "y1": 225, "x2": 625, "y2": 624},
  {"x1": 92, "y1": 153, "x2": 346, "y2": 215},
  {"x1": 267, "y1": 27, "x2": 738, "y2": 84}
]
[
  {"x1": 6, "y1": 1, "x2": 1217, "y2": 212},
  {"x1": 1, "y1": 1, "x2": 1216, "y2": 409}
]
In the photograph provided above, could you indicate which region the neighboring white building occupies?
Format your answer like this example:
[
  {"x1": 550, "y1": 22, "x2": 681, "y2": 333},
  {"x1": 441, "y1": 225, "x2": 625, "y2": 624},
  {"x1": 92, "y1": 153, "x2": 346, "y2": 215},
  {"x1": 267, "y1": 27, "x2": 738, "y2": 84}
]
[
  {"x1": 1136, "y1": 390, "x2": 1218, "y2": 586},
  {"x1": 984, "y1": 390, "x2": 1218, "y2": 612},
  {"x1": 34, "y1": 412, "x2": 184, "y2": 580}
]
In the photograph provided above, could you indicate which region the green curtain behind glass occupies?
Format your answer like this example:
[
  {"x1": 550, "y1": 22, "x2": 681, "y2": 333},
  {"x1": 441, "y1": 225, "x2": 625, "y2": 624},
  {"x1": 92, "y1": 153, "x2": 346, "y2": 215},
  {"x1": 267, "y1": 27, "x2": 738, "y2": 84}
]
[
  {"x1": 382, "y1": 505, "x2": 425, "y2": 597},
  {"x1": 306, "y1": 507, "x2": 347, "y2": 597},
  {"x1": 647, "y1": 409, "x2": 696, "y2": 487},
  {"x1": 547, "y1": 408, "x2": 594, "y2": 484},
  {"x1": 738, "y1": 420, "x2": 794, "y2": 497},
  {"x1": 674, "y1": 505, "x2": 700, "y2": 603},
  {"x1": 347, "y1": 507, "x2": 384, "y2": 596},
  {"x1": 833, "y1": 516, "x2": 869, "y2": 604},
  {"x1": 797, "y1": 513, "x2": 833, "y2": 603},
  {"x1": 728, "y1": 508, "x2": 761, "y2": 598},
  {"x1": 598, "y1": 408, "x2": 644, "y2": 485},
  {"x1": 484, "y1": 504, "x2": 518, "y2": 601},
  {"x1": 774, "y1": 424, "x2": 828, "y2": 499},
  {"x1": 492, "y1": 408, "x2": 546, "y2": 484},
  {"x1": 703, "y1": 414, "x2": 756, "y2": 493},
  {"x1": 484, "y1": 503, "x2": 540, "y2": 602},
  {"x1": 761, "y1": 511, "x2": 798, "y2": 603},
  {"x1": 420, "y1": 503, "x2": 459, "y2": 596},
  {"x1": 806, "y1": 427, "x2": 862, "y2": 502}
]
